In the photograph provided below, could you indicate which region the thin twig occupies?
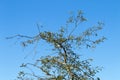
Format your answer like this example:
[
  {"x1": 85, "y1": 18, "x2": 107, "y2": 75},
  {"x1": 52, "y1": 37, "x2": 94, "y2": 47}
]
[{"x1": 6, "y1": 34, "x2": 33, "y2": 39}]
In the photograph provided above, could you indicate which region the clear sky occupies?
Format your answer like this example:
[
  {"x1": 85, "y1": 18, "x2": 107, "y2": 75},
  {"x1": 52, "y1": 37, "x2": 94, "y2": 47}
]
[{"x1": 0, "y1": 0, "x2": 120, "y2": 80}]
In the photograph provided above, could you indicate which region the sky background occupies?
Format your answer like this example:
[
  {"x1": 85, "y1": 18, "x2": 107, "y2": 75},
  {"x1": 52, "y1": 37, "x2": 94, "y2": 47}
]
[{"x1": 0, "y1": 0, "x2": 120, "y2": 80}]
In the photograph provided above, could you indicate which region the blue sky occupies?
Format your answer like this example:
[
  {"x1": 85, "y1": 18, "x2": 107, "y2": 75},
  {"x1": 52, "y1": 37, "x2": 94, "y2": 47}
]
[{"x1": 0, "y1": 0, "x2": 120, "y2": 80}]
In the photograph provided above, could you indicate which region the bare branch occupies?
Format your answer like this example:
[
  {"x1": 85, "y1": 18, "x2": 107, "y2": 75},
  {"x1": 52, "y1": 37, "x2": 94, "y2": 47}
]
[{"x1": 6, "y1": 34, "x2": 34, "y2": 39}]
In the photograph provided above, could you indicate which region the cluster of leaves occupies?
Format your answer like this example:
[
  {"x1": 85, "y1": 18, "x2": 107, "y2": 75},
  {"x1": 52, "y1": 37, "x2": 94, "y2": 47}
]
[{"x1": 14, "y1": 10, "x2": 105, "y2": 80}]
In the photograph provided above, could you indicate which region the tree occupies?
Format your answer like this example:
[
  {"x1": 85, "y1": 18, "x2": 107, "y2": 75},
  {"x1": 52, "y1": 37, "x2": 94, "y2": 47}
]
[{"x1": 9, "y1": 10, "x2": 105, "y2": 80}]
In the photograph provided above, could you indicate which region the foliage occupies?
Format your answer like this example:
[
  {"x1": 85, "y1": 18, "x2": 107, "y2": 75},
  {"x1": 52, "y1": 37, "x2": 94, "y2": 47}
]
[{"x1": 12, "y1": 10, "x2": 105, "y2": 80}]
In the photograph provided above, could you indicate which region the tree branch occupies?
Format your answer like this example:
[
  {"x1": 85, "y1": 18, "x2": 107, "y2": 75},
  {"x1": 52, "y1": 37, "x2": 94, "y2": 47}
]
[{"x1": 6, "y1": 34, "x2": 34, "y2": 39}]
